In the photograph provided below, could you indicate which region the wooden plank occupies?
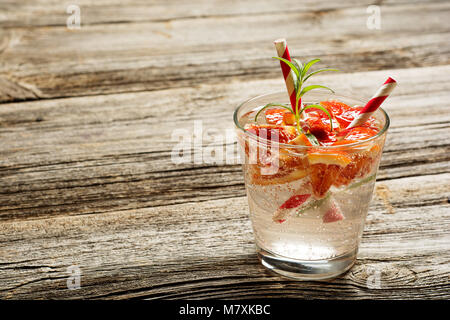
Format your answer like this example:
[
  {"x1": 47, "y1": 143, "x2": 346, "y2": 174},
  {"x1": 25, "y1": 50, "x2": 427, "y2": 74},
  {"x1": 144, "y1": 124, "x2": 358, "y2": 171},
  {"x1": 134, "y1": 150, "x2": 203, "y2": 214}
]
[
  {"x1": 0, "y1": 0, "x2": 438, "y2": 28},
  {"x1": 0, "y1": 66, "x2": 449, "y2": 221},
  {"x1": 0, "y1": 1, "x2": 449, "y2": 102},
  {"x1": 1, "y1": 0, "x2": 448, "y2": 302},
  {"x1": 0, "y1": 173, "x2": 448, "y2": 299}
]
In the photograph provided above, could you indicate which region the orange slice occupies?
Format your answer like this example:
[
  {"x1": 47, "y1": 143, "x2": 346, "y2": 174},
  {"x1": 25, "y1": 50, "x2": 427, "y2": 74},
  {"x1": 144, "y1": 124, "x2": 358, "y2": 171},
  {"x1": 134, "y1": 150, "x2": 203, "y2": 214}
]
[
  {"x1": 288, "y1": 133, "x2": 312, "y2": 146},
  {"x1": 283, "y1": 112, "x2": 296, "y2": 125},
  {"x1": 250, "y1": 166, "x2": 308, "y2": 185},
  {"x1": 248, "y1": 151, "x2": 309, "y2": 185},
  {"x1": 307, "y1": 151, "x2": 352, "y2": 167}
]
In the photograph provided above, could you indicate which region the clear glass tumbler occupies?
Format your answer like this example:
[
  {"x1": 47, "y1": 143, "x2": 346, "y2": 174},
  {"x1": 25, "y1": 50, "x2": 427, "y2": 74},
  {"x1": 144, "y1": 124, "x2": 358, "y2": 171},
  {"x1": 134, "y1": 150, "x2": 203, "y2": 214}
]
[{"x1": 234, "y1": 91, "x2": 389, "y2": 280}]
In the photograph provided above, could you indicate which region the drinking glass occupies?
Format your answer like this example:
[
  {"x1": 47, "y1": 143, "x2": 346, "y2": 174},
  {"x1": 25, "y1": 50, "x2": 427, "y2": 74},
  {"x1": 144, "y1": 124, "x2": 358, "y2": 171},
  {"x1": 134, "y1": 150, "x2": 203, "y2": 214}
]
[{"x1": 234, "y1": 91, "x2": 389, "y2": 280}]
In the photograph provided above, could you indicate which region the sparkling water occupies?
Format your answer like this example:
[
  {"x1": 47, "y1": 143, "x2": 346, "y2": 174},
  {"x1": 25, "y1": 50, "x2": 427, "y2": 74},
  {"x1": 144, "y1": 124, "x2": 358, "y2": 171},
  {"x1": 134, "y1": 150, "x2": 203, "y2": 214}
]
[{"x1": 245, "y1": 173, "x2": 376, "y2": 261}]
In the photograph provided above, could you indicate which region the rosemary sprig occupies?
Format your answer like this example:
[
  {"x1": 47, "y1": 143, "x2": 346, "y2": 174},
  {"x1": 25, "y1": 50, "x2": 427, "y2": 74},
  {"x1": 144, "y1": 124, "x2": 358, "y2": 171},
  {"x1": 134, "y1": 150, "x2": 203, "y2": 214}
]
[{"x1": 255, "y1": 57, "x2": 338, "y2": 145}]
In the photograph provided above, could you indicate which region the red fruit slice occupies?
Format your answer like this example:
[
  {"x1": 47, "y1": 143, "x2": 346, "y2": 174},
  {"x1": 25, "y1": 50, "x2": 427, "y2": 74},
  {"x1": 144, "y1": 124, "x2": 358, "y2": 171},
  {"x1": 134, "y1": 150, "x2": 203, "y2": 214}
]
[
  {"x1": 334, "y1": 162, "x2": 358, "y2": 187},
  {"x1": 322, "y1": 202, "x2": 344, "y2": 223},
  {"x1": 320, "y1": 100, "x2": 358, "y2": 128},
  {"x1": 265, "y1": 108, "x2": 287, "y2": 125},
  {"x1": 320, "y1": 100, "x2": 351, "y2": 114},
  {"x1": 332, "y1": 146, "x2": 381, "y2": 188},
  {"x1": 320, "y1": 100, "x2": 379, "y2": 131},
  {"x1": 333, "y1": 127, "x2": 379, "y2": 147},
  {"x1": 264, "y1": 109, "x2": 295, "y2": 126},
  {"x1": 245, "y1": 124, "x2": 297, "y2": 144},
  {"x1": 343, "y1": 127, "x2": 379, "y2": 142},
  {"x1": 330, "y1": 127, "x2": 380, "y2": 187},
  {"x1": 243, "y1": 125, "x2": 293, "y2": 167},
  {"x1": 318, "y1": 132, "x2": 338, "y2": 146},
  {"x1": 307, "y1": 150, "x2": 351, "y2": 198},
  {"x1": 273, "y1": 193, "x2": 311, "y2": 223},
  {"x1": 306, "y1": 117, "x2": 332, "y2": 140},
  {"x1": 280, "y1": 194, "x2": 311, "y2": 209},
  {"x1": 309, "y1": 164, "x2": 342, "y2": 198},
  {"x1": 333, "y1": 156, "x2": 363, "y2": 187},
  {"x1": 288, "y1": 133, "x2": 313, "y2": 146},
  {"x1": 301, "y1": 107, "x2": 339, "y2": 144},
  {"x1": 283, "y1": 112, "x2": 296, "y2": 125}
]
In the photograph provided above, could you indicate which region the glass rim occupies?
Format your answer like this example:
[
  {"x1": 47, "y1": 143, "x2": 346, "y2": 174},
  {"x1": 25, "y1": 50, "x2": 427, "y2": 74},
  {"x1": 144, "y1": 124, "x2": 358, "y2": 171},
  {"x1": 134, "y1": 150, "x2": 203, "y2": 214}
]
[{"x1": 233, "y1": 90, "x2": 390, "y2": 150}]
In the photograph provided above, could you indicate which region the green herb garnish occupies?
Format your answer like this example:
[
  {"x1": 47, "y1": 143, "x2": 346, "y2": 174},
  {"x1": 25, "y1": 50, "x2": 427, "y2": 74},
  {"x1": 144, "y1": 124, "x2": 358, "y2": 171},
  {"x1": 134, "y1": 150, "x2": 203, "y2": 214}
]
[{"x1": 255, "y1": 57, "x2": 338, "y2": 145}]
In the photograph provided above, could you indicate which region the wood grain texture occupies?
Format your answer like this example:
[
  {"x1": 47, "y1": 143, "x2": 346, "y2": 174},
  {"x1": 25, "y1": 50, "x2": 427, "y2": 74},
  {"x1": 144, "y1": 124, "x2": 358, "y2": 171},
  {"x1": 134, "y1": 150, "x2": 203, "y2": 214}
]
[
  {"x1": 0, "y1": 1, "x2": 449, "y2": 102},
  {"x1": 0, "y1": 0, "x2": 449, "y2": 300},
  {"x1": 0, "y1": 0, "x2": 441, "y2": 27},
  {"x1": 1, "y1": 66, "x2": 449, "y2": 220},
  {"x1": 1, "y1": 64, "x2": 449, "y2": 299},
  {"x1": 0, "y1": 173, "x2": 449, "y2": 299}
]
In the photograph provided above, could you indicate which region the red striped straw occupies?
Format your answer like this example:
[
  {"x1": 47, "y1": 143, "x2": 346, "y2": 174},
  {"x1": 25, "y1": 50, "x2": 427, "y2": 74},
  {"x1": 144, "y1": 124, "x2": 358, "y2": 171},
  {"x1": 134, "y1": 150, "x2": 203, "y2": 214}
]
[
  {"x1": 347, "y1": 77, "x2": 397, "y2": 129},
  {"x1": 274, "y1": 39, "x2": 298, "y2": 112}
]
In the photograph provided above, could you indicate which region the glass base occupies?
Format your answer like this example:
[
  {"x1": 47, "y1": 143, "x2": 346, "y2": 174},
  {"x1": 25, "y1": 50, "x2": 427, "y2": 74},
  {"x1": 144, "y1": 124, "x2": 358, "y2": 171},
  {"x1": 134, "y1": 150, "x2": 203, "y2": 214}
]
[{"x1": 257, "y1": 245, "x2": 357, "y2": 281}]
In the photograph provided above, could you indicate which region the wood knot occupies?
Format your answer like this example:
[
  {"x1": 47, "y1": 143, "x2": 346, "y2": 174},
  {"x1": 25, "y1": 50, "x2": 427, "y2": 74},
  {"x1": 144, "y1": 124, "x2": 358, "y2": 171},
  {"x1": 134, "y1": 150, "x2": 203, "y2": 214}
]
[{"x1": 349, "y1": 263, "x2": 418, "y2": 289}]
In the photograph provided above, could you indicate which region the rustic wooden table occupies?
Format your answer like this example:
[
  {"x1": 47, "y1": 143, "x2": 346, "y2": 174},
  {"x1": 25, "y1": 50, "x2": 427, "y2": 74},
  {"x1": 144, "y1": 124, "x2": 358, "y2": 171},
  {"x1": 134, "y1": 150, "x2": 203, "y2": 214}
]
[{"x1": 0, "y1": 0, "x2": 449, "y2": 299}]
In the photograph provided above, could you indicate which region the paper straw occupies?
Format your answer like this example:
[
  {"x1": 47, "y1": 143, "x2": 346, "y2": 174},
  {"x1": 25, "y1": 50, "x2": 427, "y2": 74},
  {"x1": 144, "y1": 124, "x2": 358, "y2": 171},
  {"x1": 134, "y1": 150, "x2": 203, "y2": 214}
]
[
  {"x1": 347, "y1": 77, "x2": 397, "y2": 129},
  {"x1": 274, "y1": 39, "x2": 298, "y2": 112}
]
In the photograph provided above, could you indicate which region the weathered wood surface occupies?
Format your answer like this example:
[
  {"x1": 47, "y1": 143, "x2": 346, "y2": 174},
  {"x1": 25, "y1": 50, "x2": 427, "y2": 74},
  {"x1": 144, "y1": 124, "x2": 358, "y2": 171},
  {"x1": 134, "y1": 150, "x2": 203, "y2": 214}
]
[
  {"x1": 0, "y1": 0, "x2": 449, "y2": 299},
  {"x1": 0, "y1": 0, "x2": 449, "y2": 102}
]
